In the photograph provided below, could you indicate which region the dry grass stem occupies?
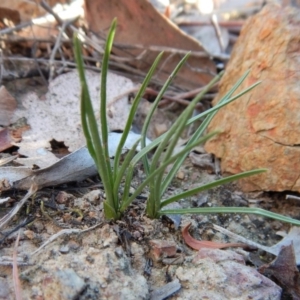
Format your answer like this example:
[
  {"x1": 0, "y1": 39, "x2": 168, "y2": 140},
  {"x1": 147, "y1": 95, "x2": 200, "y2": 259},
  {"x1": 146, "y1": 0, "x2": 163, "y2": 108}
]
[
  {"x1": 13, "y1": 231, "x2": 22, "y2": 300},
  {"x1": 31, "y1": 222, "x2": 103, "y2": 256},
  {"x1": 0, "y1": 184, "x2": 38, "y2": 229}
]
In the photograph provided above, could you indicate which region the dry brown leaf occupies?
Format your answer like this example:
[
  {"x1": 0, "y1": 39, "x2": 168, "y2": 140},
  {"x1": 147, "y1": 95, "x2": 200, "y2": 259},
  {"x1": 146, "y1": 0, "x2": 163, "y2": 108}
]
[
  {"x1": 6, "y1": 0, "x2": 83, "y2": 48},
  {"x1": 1, "y1": 130, "x2": 149, "y2": 191},
  {"x1": 0, "y1": 0, "x2": 68, "y2": 22},
  {"x1": 11, "y1": 70, "x2": 135, "y2": 168},
  {"x1": 259, "y1": 244, "x2": 300, "y2": 300},
  {"x1": 85, "y1": 0, "x2": 216, "y2": 90}
]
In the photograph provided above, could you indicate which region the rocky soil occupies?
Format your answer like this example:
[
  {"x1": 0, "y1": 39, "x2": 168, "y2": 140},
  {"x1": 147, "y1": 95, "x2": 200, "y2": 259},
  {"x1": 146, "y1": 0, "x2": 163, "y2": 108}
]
[{"x1": 1, "y1": 156, "x2": 299, "y2": 299}]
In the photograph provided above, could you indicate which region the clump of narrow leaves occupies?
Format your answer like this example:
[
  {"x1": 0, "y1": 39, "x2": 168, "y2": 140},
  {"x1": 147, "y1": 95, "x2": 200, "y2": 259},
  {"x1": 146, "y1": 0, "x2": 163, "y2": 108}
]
[{"x1": 74, "y1": 19, "x2": 300, "y2": 227}]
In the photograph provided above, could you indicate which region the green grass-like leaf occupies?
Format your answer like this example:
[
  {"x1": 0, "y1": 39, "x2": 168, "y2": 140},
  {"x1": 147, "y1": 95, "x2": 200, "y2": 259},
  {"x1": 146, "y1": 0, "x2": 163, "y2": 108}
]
[
  {"x1": 160, "y1": 169, "x2": 267, "y2": 208},
  {"x1": 75, "y1": 18, "x2": 300, "y2": 228},
  {"x1": 74, "y1": 28, "x2": 117, "y2": 219},
  {"x1": 160, "y1": 207, "x2": 300, "y2": 226}
]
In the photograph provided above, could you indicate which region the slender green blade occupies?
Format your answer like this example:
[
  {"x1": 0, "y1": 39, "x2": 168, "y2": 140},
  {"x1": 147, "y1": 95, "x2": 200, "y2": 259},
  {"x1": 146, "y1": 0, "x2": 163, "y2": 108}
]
[
  {"x1": 120, "y1": 165, "x2": 135, "y2": 208},
  {"x1": 74, "y1": 35, "x2": 114, "y2": 207},
  {"x1": 186, "y1": 81, "x2": 261, "y2": 126},
  {"x1": 100, "y1": 19, "x2": 116, "y2": 147},
  {"x1": 131, "y1": 78, "x2": 260, "y2": 167},
  {"x1": 159, "y1": 72, "x2": 223, "y2": 196},
  {"x1": 113, "y1": 52, "x2": 164, "y2": 180},
  {"x1": 161, "y1": 72, "x2": 261, "y2": 196},
  {"x1": 143, "y1": 54, "x2": 194, "y2": 217},
  {"x1": 159, "y1": 207, "x2": 300, "y2": 226},
  {"x1": 160, "y1": 169, "x2": 267, "y2": 208},
  {"x1": 141, "y1": 53, "x2": 190, "y2": 175},
  {"x1": 104, "y1": 201, "x2": 120, "y2": 220},
  {"x1": 120, "y1": 131, "x2": 218, "y2": 212},
  {"x1": 99, "y1": 19, "x2": 117, "y2": 205},
  {"x1": 113, "y1": 138, "x2": 141, "y2": 205},
  {"x1": 74, "y1": 35, "x2": 98, "y2": 160}
]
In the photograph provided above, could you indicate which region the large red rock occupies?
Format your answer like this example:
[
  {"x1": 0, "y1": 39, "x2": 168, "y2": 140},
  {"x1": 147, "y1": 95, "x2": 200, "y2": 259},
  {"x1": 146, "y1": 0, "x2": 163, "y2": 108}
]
[{"x1": 204, "y1": 4, "x2": 300, "y2": 192}]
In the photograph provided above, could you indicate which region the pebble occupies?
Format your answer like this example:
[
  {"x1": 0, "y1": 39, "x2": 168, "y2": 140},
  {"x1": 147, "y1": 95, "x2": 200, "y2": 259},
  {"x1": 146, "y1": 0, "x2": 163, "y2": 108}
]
[{"x1": 59, "y1": 245, "x2": 70, "y2": 254}]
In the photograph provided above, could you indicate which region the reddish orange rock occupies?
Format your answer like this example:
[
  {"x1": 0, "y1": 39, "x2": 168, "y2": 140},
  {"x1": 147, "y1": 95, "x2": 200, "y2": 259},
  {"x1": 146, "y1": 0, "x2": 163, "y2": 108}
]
[
  {"x1": 205, "y1": 4, "x2": 300, "y2": 192},
  {"x1": 149, "y1": 239, "x2": 177, "y2": 262}
]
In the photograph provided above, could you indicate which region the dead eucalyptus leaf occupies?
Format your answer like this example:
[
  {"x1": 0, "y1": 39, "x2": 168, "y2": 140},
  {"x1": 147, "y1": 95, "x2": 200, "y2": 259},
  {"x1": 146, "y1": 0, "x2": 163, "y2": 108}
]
[
  {"x1": 259, "y1": 244, "x2": 300, "y2": 299},
  {"x1": 85, "y1": 0, "x2": 216, "y2": 90},
  {"x1": 12, "y1": 70, "x2": 135, "y2": 168},
  {"x1": 4, "y1": 132, "x2": 150, "y2": 190}
]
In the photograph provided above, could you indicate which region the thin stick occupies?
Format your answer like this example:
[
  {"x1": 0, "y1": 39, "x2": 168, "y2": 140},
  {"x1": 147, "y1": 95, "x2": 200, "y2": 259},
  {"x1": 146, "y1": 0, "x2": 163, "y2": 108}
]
[
  {"x1": 211, "y1": 14, "x2": 225, "y2": 53},
  {"x1": 13, "y1": 231, "x2": 22, "y2": 300},
  {"x1": 286, "y1": 195, "x2": 300, "y2": 201},
  {"x1": 49, "y1": 21, "x2": 68, "y2": 80},
  {"x1": 156, "y1": 52, "x2": 175, "y2": 78},
  {"x1": 40, "y1": 0, "x2": 73, "y2": 38},
  {"x1": 176, "y1": 20, "x2": 244, "y2": 28},
  {"x1": 0, "y1": 21, "x2": 33, "y2": 35},
  {"x1": 31, "y1": 222, "x2": 103, "y2": 256},
  {"x1": 110, "y1": 86, "x2": 204, "y2": 110},
  {"x1": 0, "y1": 184, "x2": 38, "y2": 229},
  {"x1": 212, "y1": 224, "x2": 272, "y2": 253}
]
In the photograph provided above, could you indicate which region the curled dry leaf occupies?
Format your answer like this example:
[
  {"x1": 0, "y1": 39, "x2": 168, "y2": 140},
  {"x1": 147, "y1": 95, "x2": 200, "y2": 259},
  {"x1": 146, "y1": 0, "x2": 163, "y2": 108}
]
[
  {"x1": 259, "y1": 244, "x2": 300, "y2": 299},
  {"x1": 182, "y1": 223, "x2": 255, "y2": 251}
]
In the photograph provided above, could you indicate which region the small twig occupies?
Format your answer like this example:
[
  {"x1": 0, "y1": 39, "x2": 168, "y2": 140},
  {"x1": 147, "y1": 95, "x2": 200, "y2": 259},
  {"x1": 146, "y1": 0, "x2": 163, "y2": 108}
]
[
  {"x1": 0, "y1": 36, "x2": 63, "y2": 44},
  {"x1": 56, "y1": 46, "x2": 68, "y2": 74},
  {"x1": 185, "y1": 60, "x2": 220, "y2": 76},
  {"x1": 212, "y1": 224, "x2": 271, "y2": 252},
  {"x1": 187, "y1": 109, "x2": 199, "y2": 136},
  {"x1": 214, "y1": 157, "x2": 221, "y2": 175},
  {"x1": 113, "y1": 42, "x2": 211, "y2": 58},
  {"x1": 49, "y1": 21, "x2": 68, "y2": 80},
  {"x1": 0, "y1": 184, "x2": 38, "y2": 229},
  {"x1": 31, "y1": 222, "x2": 104, "y2": 256},
  {"x1": 13, "y1": 231, "x2": 22, "y2": 300},
  {"x1": 211, "y1": 14, "x2": 225, "y2": 53},
  {"x1": 156, "y1": 52, "x2": 176, "y2": 78},
  {"x1": 0, "y1": 257, "x2": 31, "y2": 267},
  {"x1": 158, "y1": 83, "x2": 218, "y2": 108},
  {"x1": 0, "y1": 21, "x2": 33, "y2": 35},
  {"x1": 146, "y1": 87, "x2": 204, "y2": 109},
  {"x1": 0, "y1": 217, "x2": 36, "y2": 245},
  {"x1": 176, "y1": 20, "x2": 244, "y2": 28},
  {"x1": 174, "y1": 83, "x2": 218, "y2": 99},
  {"x1": 2, "y1": 56, "x2": 98, "y2": 71},
  {"x1": 40, "y1": 0, "x2": 73, "y2": 38},
  {"x1": 286, "y1": 195, "x2": 300, "y2": 201},
  {"x1": 110, "y1": 86, "x2": 204, "y2": 110}
]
